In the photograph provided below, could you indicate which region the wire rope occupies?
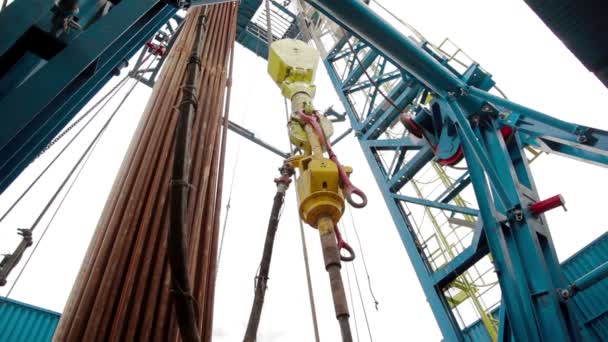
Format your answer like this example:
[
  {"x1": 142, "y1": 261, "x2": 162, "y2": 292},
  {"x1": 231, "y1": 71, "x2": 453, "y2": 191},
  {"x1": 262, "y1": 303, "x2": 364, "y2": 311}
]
[
  {"x1": 0, "y1": 53, "x2": 154, "y2": 224},
  {"x1": 341, "y1": 216, "x2": 374, "y2": 341},
  {"x1": 266, "y1": 3, "x2": 321, "y2": 337},
  {"x1": 216, "y1": 53, "x2": 256, "y2": 274},
  {"x1": 3, "y1": 66, "x2": 143, "y2": 296},
  {"x1": 5, "y1": 135, "x2": 100, "y2": 298},
  {"x1": 342, "y1": 233, "x2": 361, "y2": 342},
  {"x1": 0, "y1": 77, "x2": 130, "y2": 224},
  {"x1": 346, "y1": 205, "x2": 379, "y2": 311},
  {"x1": 283, "y1": 95, "x2": 321, "y2": 342}
]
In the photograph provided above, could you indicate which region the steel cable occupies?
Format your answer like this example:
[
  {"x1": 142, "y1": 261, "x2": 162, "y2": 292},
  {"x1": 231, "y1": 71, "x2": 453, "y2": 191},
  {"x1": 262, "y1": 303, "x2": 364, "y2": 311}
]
[
  {"x1": 3, "y1": 69, "x2": 143, "y2": 297},
  {"x1": 0, "y1": 52, "x2": 155, "y2": 224}
]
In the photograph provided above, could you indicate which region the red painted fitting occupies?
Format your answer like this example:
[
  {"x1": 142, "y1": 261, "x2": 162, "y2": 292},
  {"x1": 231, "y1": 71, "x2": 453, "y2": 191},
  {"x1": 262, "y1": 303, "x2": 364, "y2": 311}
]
[
  {"x1": 400, "y1": 113, "x2": 423, "y2": 138},
  {"x1": 529, "y1": 195, "x2": 566, "y2": 216},
  {"x1": 437, "y1": 146, "x2": 464, "y2": 166},
  {"x1": 145, "y1": 41, "x2": 166, "y2": 56},
  {"x1": 500, "y1": 126, "x2": 513, "y2": 139}
]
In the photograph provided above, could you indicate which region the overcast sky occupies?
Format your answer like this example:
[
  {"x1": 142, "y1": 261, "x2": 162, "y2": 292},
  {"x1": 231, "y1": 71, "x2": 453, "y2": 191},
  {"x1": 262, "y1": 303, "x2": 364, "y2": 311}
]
[{"x1": 1, "y1": 1, "x2": 607, "y2": 341}]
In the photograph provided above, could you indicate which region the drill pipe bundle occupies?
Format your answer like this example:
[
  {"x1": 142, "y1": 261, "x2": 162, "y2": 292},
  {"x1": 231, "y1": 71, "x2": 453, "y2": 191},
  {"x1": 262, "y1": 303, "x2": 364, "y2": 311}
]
[{"x1": 53, "y1": 3, "x2": 238, "y2": 341}]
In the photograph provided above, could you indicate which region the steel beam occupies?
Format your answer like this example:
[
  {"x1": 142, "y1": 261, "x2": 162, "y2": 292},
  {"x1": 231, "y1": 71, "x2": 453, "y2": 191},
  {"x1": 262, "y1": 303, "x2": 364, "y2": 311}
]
[
  {"x1": 227, "y1": 120, "x2": 290, "y2": 159},
  {"x1": 304, "y1": 0, "x2": 465, "y2": 96},
  {"x1": 392, "y1": 193, "x2": 479, "y2": 217},
  {"x1": 0, "y1": 0, "x2": 177, "y2": 194}
]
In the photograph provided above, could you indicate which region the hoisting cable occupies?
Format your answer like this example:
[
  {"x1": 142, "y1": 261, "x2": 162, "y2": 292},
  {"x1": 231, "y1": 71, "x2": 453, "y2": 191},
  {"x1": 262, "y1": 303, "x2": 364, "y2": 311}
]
[
  {"x1": 243, "y1": 163, "x2": 295, "y2": 342},
  {"x1": 0, "y1": 74, "x2": 143, "y2": 286},
  {"x1": 283, "y1": 97, "x2": 321, "y2": 342},
  {"x1": 344, "y1": 39, "x2": 405, "y2": 117},
  {"x1": 243, "y1": 3, "x2": 318, "y2": 340},
  {"x1": 215, "y1": 134, "x2": 239, "y2": 274},
  {"x1": 0, "y1": 51, "x2": 156, "y2": 224},
  {"x1": 341, "y1": 219, "x2": 374, "y2": 342},
  {"x1": 0, "y1": 74, "x2": 131, "y2": 224},
  {"x1": 4, "y1": 134, "x2": 99, "y2": 297},
  {"x1": 0, "y1": 67, "x2": 143, "y2": 287},
  {"x1": 167, "y1": 8, "x2": 208, "y2": 342},
  {"x1": 347, "y1": 205, "x2": 380, "y2": 310},
  {"x1": 341, "y1": 225, "x2": 361, "y2": 342},
  {"x1": 217, "y1": 52, "x2": 256, "y2": 274}
]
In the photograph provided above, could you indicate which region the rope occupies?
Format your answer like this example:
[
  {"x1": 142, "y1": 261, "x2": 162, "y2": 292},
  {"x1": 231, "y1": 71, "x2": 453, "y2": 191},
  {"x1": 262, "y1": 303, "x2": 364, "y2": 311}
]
[
  {"x1": 345, "y1": 39, "x2": 406, "y2": 116},
  {"x1": 0, "y1": 76, "x2": 130, "y2": 224},
  {"x1": 346, "y1": 205, "x2": 380, "y2": 310},
  {"x1": 3, "y1": 65, "x2": 143, "y2": 296},
  {"x1": 0, "y1": 52, "x2": 155, "y2": 224},
  {"x1": 342, "y1": 222, "x2": 361, "y2": 342},
  {"x1": 267, "y1": 4, "x2": 320, "y2": 337},
  {"x1": 341, "y1": 219, "x2": 374, "y2": 342},
  {"x1": 283, "y1": 97, "x2": 321, "y2": 342},
  {"x1": 216, "y1": 55, "x2": 256, "y2": 275},
  {"x1": 215, "y1": 142, "x2": 241, "y2": 272},
  {"x1": 5, "y1": 134, "x2": 99, "y2": 298}
]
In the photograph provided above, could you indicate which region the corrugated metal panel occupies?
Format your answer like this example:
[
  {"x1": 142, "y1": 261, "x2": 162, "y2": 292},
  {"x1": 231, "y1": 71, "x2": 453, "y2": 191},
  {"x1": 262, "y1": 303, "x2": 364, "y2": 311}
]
[
  {"x1": 562, "y1": 232, "x2": 608, "y2": 340},
  {"x1": 524, "y1": 0, "x2": 608, "y2": 87},
  {"x1": 0, "y1": 297, "x2": 60, "y2": 342},
  {"x1": 462, "y1": 232, "x2": 608, "y2": 341}
]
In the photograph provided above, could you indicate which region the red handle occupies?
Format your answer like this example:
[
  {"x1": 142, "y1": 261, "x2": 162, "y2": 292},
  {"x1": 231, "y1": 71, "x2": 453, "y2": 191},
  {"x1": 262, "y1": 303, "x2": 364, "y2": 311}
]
[
  {"x1": 334, "y1": 227, "x2": 355, "y2": 262},
  {"x1": 298, "y1": 111, "x2": 368, "y2": 209}
]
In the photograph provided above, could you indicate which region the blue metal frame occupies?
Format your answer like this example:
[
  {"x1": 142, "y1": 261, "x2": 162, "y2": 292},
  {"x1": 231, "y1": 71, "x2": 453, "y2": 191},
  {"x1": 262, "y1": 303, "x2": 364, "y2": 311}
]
[
  {"x1": 235, "y1": 0, "x2": 298, "y2": 59},
  {"x1": 319, "y1": 39, "x2": 468, "y2": 342},
  {"x1": 304, "y1": 0, "x2": 608, "y2": 340},
  {"x1": 0, "y1": 0, "x2": 238, "y2": 195},
  {"x1": 0, "y1": 0, "x2": 179, "y2": 194}
]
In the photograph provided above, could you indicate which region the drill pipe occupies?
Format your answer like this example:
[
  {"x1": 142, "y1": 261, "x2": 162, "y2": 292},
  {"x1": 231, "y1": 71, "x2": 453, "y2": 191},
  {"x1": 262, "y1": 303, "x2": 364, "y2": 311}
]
[
  {"x1": 52, "y1": 4, "x2": 239, "y2": 341},
  {"x1": 318, "y1": 216, "x2": 353, "y2": 342}
]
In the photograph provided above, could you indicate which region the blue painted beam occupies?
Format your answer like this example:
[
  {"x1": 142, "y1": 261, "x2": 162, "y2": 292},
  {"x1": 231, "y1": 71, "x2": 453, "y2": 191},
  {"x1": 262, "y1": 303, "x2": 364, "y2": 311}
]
[
  {"x1": 363, "y1": 82, "x2": 422, "y2": 139},
  {"x1": 0, "y1": 0, "x2": 177, "y2": 194},
  {"x1": 343, "y1": 49, "x2": 378, "y2": 87},
  {"x1": 359, "y1": 78, "x2": 407, "y2": 131},
  {"x1": 435, "y1": 172, "x2": 471, "y2": 203},
  {"x1": 468, "y1": 87, "x2": 608, "y2": 167},
  {"x1": 432, "y1": 224, "x2": 488, "y2": 288},
  {"x1": 393, "y1": 193, "x2": 479, "y2": 217},
  {"x1": 343, "y1": 69, "x2": 401, "y2": 94},
  {"x1": 361, "y1": 136, "x2": 423, "y2": 150},
  {"x1": 188, "y1": 0, "x2": 237, "y2": 7},
  {"x1": 572, "y1": 260, "x2": 608, "y2": 293},
  {"x1": 328, "y1": 40, "x2": 365, "y2": 62},
  {"x1": 304, "y1": 0, "x2": 466, "y2": 96},
  {"x1": 387, "y1": 146, "x2": 434, "y2": 192}
]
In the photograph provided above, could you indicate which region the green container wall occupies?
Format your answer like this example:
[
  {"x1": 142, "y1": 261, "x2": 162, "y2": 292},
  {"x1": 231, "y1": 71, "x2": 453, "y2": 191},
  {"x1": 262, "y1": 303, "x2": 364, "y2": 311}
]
[{"x1": 0, "y1": 297, "x2": 60, "y2": 342}]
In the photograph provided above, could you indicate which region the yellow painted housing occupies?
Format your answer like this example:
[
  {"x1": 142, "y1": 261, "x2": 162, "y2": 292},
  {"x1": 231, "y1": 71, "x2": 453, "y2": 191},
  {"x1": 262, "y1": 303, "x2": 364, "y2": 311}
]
[
  {"x1": 267, "y1": 39, "x2": 319, "y2": 104},
  {"x1": 289, "y1": 156, "x2": 346, "y2": 227}
]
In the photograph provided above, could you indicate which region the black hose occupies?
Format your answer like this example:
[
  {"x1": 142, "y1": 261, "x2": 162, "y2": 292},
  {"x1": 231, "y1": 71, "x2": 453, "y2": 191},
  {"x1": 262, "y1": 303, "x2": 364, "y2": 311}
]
[{"x1": 168, "y1": 9, "x2": 208, "y2": 342}]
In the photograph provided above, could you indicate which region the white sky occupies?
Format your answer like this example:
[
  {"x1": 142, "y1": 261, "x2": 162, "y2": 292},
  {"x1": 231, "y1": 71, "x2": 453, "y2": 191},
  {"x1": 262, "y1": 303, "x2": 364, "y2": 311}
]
[{"x1": 1, "y1": 1, "x2": 607, "y2": 341}]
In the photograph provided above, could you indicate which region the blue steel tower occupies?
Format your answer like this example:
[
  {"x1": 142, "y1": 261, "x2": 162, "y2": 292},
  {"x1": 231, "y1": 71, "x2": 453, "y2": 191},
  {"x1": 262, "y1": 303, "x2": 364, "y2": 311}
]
[
  {"x1": 1, "y1": 0, "x2": 608, "y2": 340},
  {"x1": 297, "y1": 1, "x2": 608, "y2": 341}
]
